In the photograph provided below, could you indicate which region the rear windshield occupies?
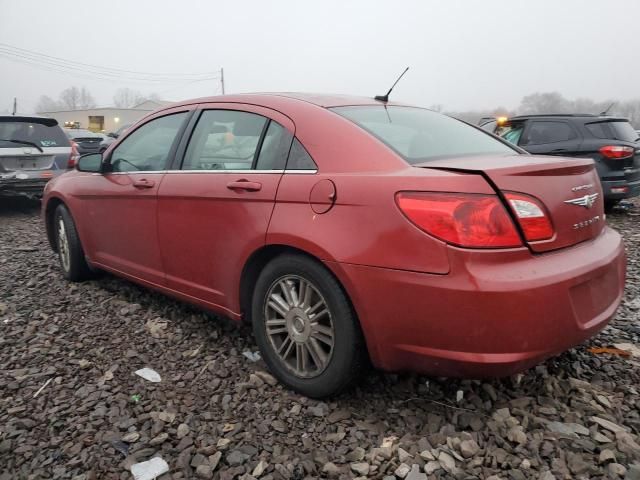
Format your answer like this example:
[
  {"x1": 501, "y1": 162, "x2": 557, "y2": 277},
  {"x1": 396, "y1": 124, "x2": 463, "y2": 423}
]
[
  {"x1": 0, "y1": 119, "x2": 69, "y2": 148},
  {"x1": 332, "y1": 106, "x2": 517, "y2": 163},
  {"x1": 585, "y1": 120, "x2": 639, "y2": 143}
]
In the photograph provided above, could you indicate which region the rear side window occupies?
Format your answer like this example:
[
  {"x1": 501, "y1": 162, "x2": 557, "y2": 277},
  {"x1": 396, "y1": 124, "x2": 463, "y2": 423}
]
[
  {"x1": 332, "y1": 106, "x2": 516, "y2": 163},
  {"x1": 586, "y1": 121, "x2": 639, "y2": 142},
  {"x1": 286, "y1": 139, "x2": 317, "y2": 170},
  {"x1": 522, "y1": 121, "x2": 576, "y2": 145},
  {"x1": 0, "y1": 119, "x2": 69, "y2": 148}
]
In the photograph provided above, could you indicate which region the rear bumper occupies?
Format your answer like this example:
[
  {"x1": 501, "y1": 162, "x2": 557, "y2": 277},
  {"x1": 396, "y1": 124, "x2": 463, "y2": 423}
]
[
  {"x1": 329, "y1": 227, "x2": 626, "y2": 378},
  {"x1": 0, "y1": 177, "x2": 49, "y2": 197},
  {"x1": 0, "y1": 170, "x2": 65, "y2": 198},
  {"x1": 601, "y1": 177, "x2": 640, "y2": 200}
]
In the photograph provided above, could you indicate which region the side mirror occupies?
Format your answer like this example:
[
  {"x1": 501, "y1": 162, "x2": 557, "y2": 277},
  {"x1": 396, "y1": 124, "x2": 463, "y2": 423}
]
[
  {"x1": 107, "y1": 132, "x2": 117, "y2": 138},
  {"x1": 76, "y1": 153, "x2": 103, "y2": 173}
]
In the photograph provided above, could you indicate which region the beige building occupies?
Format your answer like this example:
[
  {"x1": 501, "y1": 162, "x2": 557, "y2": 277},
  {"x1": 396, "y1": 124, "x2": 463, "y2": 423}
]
[{"x1": 38, "y1": 100, "x2": 172, "y2": 133}]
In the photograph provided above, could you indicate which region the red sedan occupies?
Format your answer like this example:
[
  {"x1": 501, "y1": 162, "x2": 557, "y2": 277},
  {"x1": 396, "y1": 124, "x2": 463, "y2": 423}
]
[{"x1": 42, "y1": 94, "x2": 626, "y2": 398}]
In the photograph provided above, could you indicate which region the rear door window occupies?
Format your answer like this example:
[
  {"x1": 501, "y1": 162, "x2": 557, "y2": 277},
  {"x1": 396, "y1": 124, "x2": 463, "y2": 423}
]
[
  {"x1": 522, "y1": 121, "x2": 577, "y2": 145},
  {"x1": 183, "y1": 110, "x2": 291, "y2": 171},
  {"x1": 0, "y1": 119, "x2": 69, "y2": 149}
]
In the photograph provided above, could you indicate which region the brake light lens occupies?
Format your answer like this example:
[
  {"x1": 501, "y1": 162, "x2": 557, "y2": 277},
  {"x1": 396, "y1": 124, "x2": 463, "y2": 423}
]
[
  {"x1": 599, "y1": 145, "x2": 634, "y2": 159},
  {"x1": 396, "y1": 192, "x2": 521, "y2": 248},
  {"x1": 68, "y1": 141, "x2": 79, "y2": 168},
  {"x1": 504, "y1": 192, "x2": 554, "y2": 242}
]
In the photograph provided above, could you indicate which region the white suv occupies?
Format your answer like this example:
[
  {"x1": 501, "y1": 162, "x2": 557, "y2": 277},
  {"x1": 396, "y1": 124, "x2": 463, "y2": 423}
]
[{"x1": 0, "y1": 116, "x2": 76, "y2": 198}]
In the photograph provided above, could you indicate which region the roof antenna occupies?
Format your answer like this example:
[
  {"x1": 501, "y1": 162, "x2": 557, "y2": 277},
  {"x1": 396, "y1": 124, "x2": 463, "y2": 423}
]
[
  {"x1": 375, "y1": 67, "x2": 409, "y2": 103},
  {"x1": 599, "y1": 102, "x2": 615, "y2": 116}
]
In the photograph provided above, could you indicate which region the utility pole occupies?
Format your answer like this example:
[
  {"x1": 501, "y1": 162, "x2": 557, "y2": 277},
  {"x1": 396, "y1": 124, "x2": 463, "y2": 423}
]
[
  {"x1": 12, "y1": 97, "x2": 17, "y2": 115},
  {"x1": 220, "y1": 67, "x2": 225, "y2": 95}
]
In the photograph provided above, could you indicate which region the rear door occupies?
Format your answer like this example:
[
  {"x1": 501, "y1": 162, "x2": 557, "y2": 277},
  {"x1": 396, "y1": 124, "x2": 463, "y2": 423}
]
[
  {"x1": 519, "y1": 120, "x2": 582, "y2": 156},
  {"x1": 74, "y1": 108, "x2": 192, "y2": 284},
  {"x1": 157, "y1": 104, "x2": 294, "y2": 313}
]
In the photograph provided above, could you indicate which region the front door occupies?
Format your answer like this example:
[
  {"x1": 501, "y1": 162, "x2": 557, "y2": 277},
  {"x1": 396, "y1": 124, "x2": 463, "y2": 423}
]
[
  {"x1": 157, "y1": 105, "x2": 294, "y2": 314},
  {"x1": 76, "y1": 109, "x2": 191, "y2": 285}
]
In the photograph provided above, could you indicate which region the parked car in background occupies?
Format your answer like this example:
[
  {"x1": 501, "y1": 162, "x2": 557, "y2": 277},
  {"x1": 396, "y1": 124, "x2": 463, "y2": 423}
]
[
  {"x1": 65, "y1": 129, "x2": 104, "y2": 156},
  {"x1": 43, "y1": 94, "x2": 625, "y2": 397},
  {"x1": 0, "y1": 115, "x2": 76, "y2": 198},
  {"x1": 99, "y1": 123, "x2": 132, "y2": 153},
  {"x1": 481, "y1": 114, "x2": 640, "y2": 209}
]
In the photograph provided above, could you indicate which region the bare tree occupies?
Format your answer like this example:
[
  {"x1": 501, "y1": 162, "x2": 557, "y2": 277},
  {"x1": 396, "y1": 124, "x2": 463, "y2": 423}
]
[
  {"x1": 35, "y1": 95, "x2": 62, "y2": 112},
  {"x1": 59, "y1": 86, "x2": 81, "y2": 110},
  {"x1": 519, "y1": 92, "x2": 572, "y2": 114},
  {"x1": 78, "y1": 87, "x2": 96, "y2": 109},
  {"x1": 113, "y1": 88, "x2": 145, "y2": 108}
]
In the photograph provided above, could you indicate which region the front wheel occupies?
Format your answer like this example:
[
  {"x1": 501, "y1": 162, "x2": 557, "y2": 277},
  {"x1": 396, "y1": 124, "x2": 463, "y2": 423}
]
[
  {"x1": 54, "y1": 205, "x2": 93, "y2": 281},
  {"x1": 252, "y1": 254, "x2": 368, "y2": 398}
]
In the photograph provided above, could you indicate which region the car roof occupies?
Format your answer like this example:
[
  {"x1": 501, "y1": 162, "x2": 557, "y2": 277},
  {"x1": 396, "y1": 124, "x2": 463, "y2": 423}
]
[
  {"x1": 159, "y1": 92, "x2": 405, "y2": 111},
  {"x1": 509, "y1": 113, "x2": 629, "y2": 122}
]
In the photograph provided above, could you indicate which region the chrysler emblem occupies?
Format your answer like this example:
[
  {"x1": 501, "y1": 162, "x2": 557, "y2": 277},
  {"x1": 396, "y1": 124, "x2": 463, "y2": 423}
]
[{"x1": 564, "y1": 193, "x2": 599, "y2": 209}]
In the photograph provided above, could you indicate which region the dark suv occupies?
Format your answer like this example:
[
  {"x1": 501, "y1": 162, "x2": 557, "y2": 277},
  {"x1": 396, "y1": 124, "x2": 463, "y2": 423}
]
[{"x1": 481, "y1": 114, "x2": 640, "y2": 208}]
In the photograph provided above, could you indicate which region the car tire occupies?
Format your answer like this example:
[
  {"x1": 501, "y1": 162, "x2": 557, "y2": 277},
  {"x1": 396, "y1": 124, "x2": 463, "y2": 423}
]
[
  {"x1": 54, "y1": 204, "x2": 93, "y2": 282},
  {"x1": 252, "y1": 254, "x2": 368, "y2": 398}
]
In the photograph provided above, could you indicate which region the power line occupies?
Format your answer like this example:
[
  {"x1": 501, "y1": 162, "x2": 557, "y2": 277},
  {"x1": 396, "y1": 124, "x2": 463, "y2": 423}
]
[
  {"x1": 0, "y1": 52, "x2": 219, "y2": 87},
  {"x1": 0, "y1": 42, "x2": 220, "y2": 80}
]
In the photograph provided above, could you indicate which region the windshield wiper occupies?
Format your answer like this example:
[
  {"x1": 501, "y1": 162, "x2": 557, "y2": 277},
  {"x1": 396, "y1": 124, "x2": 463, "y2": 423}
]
[{"x1": 0, "y1": 138, "x2": 43, "y2": 153}]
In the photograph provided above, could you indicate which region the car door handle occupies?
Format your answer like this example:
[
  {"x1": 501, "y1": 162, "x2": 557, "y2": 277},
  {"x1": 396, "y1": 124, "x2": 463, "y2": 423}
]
[
  {"x1": 226, "y1": 180, "x2": 262, "y2": 191},
  {"x1": 132, "y1": 178, "x2": 155, "y2": 189}
]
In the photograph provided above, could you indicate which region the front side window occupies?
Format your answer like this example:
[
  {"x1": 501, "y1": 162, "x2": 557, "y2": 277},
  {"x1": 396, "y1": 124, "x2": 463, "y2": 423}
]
[
  {"x1": 500, "y1": 124, "x2": 525, "y2": 145},
  {"x1": 332, "y1": 106, "x2": 517, "y2": 163},
  {"x1": 522, "y1": 121, "x2": 576, "y2": 145},
  {"x1": 109, "y1": 112, "x2": 187, "y2": 172}
]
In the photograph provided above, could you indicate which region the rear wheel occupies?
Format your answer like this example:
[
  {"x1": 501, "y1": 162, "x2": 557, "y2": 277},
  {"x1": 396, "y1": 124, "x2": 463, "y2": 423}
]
[
  {"x1": 54, "y1": 205, "x2": 93, "y2": 281},
  {"x1": 252, "y1": 254, "x2": 367, "y2": 398}
]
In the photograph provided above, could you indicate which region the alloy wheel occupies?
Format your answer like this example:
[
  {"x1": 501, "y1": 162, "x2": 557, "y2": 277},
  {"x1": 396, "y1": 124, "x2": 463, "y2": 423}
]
[
  {"x1": 57, "y1": 218, "x2": 71, "y2": 273},
  {"x1": 264, "y1": 275, "x2": 335, "y2": 378}
]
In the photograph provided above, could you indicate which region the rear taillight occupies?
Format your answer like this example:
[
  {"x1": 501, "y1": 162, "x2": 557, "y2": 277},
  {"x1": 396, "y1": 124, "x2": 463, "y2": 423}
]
[
  {"x1": 396, "y1": 192, "x2": 522, "y2": 248},
  {"x1": 504, "y1": 192, "x2": 554, "y2": 242},
  {"x1": 599, "y1": 145, "x2": 634, "y2": 159},
  {"x1": 68, "y1": 141, "x2": 79, "y2": 168}
]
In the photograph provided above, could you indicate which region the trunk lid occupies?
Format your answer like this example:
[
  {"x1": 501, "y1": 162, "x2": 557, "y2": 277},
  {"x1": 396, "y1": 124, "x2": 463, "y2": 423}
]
[
  {"x1": 0, "y1": 148, "x2": 58, "y2": 172},
  {"x1": 417, "y1": 155, "x2": 605, "y2": 253}
]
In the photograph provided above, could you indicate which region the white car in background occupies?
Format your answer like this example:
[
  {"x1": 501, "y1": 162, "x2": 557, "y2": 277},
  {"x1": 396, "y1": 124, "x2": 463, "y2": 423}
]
[{"x1": 0, "y1": 116, "x2": 76, "y2": 198}]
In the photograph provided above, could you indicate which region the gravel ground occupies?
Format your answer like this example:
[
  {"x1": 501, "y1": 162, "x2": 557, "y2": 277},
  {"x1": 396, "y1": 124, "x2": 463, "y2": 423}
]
[{"x1": 1, "y1": 198, "x2": 639, "y2": 480}]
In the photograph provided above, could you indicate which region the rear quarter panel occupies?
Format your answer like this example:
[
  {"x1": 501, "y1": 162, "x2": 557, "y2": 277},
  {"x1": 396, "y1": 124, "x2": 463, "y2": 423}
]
[{"x1": 267, "y1": 167, "x2": 497, "y2": 274}]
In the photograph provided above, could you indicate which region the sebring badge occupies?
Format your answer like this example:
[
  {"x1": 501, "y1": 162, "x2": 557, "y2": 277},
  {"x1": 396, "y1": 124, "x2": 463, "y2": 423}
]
[{"x1": 564, "y1": 193, "x2": 599, "y2": 209}]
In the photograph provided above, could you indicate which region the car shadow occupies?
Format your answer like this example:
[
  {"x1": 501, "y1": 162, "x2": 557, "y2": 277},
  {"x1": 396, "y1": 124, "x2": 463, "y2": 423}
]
[{"x1": 0, "y1": 197, "x2": 41, "y2": 216}]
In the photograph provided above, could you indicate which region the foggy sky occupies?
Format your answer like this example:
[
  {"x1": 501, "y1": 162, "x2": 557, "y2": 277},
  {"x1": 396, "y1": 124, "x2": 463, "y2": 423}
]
[{"x1": 1, "y1": 0, "x2": 639, "y2": 114}]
